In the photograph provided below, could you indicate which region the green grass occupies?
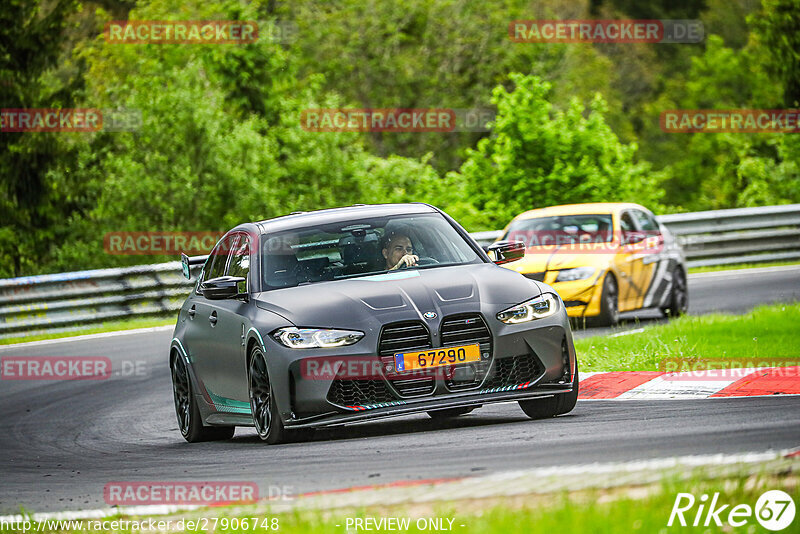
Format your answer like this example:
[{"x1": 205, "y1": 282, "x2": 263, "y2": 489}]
[
  {"x1": 3, "y1": 472, "x2": 796, "y2": 533},
  {"x1": 688, "y1": 259, "x2": 800, "y2": 274},
  {"x1": 0, "y1": 316, "x2": 175, "y2": 346},
  {"x1": 575, "y1": 302, "x2": 800, "y2": 372}
]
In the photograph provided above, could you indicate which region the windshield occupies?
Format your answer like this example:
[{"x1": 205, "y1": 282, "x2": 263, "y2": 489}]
[
  {"x1": 503, "y1": 214, "x2": 614, "y2": 248},
  {"x1": 260, "y1": 213, "x2": 482, "y2": 289}
]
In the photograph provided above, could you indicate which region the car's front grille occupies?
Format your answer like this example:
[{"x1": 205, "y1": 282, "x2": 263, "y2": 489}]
[
  {"x1": 482, "y1": 353, "x2": 544, "y2": 389},
  {"x1": 326, "y1": 378, "x2": 394, "y2": 407},
  {"x1": 523, "y1": 272, "x2": 546, "y2": 282},
  {"x1": 379, "y1": 321, "x2": 436, "y2": 397},
  {"x1": 440, "y1": 313, "x2": 492, "y2": 390}
]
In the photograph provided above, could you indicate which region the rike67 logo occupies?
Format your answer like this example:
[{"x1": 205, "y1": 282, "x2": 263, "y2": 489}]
[{"x1": 669, "y1": 490, "x2": 795, "y2": 531}]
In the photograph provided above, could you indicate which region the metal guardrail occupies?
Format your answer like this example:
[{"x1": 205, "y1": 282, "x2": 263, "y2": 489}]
[
  {"x1": 1, "y1": 204, "x2": 799, "y2": 339},
  {"x1": 0, "y1": 263, "x2": 192, "y2": 339}
]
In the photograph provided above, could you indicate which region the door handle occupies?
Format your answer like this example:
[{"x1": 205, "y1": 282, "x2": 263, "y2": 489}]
[
  {"x1": 187, "y1": 305, "x2": 196, "y2": 319},
  {"x1": 209, "y1": 311, "x2": 218, "y2": 326}
]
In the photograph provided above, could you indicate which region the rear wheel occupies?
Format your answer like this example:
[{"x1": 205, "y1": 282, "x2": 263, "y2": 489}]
[
  {"x1": 171, "y1": 354, "x2": 235, "y2": 442},
  {"x1": 589, "y1": 273, "x2": 619, "y2": 327},
  {"x1": 427, "y1": 406, "x2": 476, "y2": 419},
  {"x1": 518, "y1": 361, "x2": 579, "y2": 420},
  {"x1": 662, "y1": 269, "x2": 688, "y2": 318},
  {"x1": 249, "y1": 347, "x2": 286, "y2": 445}
]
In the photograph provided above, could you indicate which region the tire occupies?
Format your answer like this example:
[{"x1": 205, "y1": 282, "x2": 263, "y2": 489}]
[
  {"x1": 248, "y1": 347, "x2": 286, "y2": 445},
  {"x1": 518, "y1": 361, "x2": 579, "y2": 420},
  {"x1": 427, "y1": 406, "x2": 476, "y2": 419},
  {"x1": 588, "y1": 273, "x2": 619, "y2": 327},
  {"x1": 171, "y1": 354, "x2": 235, "y2": 443},
  {"x1": 661, "y1": 268, "x2": 688, "y2": 318}
]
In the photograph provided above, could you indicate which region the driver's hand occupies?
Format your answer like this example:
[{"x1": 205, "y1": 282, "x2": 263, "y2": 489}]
[{"x1": 391, "y1": 254, "x2": 419, "y2": 270}]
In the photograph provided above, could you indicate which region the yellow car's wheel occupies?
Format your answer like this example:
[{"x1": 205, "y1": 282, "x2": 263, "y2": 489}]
[
  {"x1": 661, "y1": 269, "x2": 688, "y2": 318},
  {"x1": 589, "y1": 273, "x2": 619, "y2": 327}
]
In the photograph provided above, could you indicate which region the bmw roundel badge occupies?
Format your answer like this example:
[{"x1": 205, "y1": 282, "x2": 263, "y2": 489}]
[{"x1": 423, "y1": 311, "x2": 437, "y2": 320}]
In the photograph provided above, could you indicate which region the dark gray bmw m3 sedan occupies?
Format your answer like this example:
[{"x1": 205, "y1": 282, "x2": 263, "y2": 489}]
[{"x1": 170, "y1": 203, "x2": 579, "y2": 443}]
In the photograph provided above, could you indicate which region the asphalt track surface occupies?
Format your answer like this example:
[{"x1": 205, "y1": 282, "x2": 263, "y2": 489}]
[{"x1": 1, "y1": 266, "x2": 799, "y2": 513}]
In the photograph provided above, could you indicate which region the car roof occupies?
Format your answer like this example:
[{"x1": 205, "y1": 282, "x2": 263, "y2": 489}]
[
  {"x1": 511, "y1": 202, "x2": 647, "y2": 220},
  {"x1": 252, "y1": 203, "x2": 439, "y2": 234}
]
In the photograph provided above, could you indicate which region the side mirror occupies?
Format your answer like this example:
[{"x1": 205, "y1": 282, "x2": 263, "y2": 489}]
[
  {"x1": 181, "y1": 253, "x2": 209, "y2": 280},
  {"x1": 201, "y1": 276, "x2": 246, "y2": 300},
  {"x1": 622, "y1": 231, "x2": 645, "y2": 245},
  {"x1": 485, "y1": 241, "x2": 526, "y2": 265}
]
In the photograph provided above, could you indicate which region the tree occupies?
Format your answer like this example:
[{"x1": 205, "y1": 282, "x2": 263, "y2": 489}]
[
  {"x1": 749, "y1": 0, "x2": 800, "y2": 106},
  {"x1": 447, "y1": 73, "x2": 663, "y2": 230},
  {"x1": 44, "y1": 0, "x2": 443, "y2": 271},
  {"x1": 0, "y1": 0, "x2": 79, "y2": 277}
]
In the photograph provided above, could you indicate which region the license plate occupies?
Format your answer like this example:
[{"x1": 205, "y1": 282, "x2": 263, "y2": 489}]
[{"x1": 394, "y1": 344, "x2": 481, "y2": 372}]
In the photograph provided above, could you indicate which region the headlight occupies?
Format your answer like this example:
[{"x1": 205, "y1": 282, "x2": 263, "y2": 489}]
[
  {"x1": 272, "y1": 327, "x2": 364, "y2": 349},
  {"x1": 496, "y1": 293, "x2": 559, "y2": 324},
  {"x1": 555, "y1": 267, "x2": 595, "y2": 282}
]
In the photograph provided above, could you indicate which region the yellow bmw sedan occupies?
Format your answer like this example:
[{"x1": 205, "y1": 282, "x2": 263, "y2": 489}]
[{"x1": 497, "y1": 203, "x2": 688, "y2": 326}]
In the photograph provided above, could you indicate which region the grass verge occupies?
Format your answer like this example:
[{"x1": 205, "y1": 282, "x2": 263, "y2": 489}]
[
  {"x1": 2, "y1": 469, "x2": 796, "y2": 533},
  {"x1": 575, "y1": 302, "x2": 800, "y2": 372},
  {"x1": 0, "y1": 316, "x2": 175, "y2": 346}
]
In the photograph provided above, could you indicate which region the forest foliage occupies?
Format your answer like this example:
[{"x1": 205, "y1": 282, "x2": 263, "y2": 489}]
[{"x1": 1, "y1": 0, "x2": 798, "y2": 276}]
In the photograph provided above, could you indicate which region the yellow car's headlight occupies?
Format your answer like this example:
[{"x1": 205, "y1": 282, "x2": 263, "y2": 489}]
[
  {"x1": 496, "y1": 293, "x2": 559, "y2": 324},
  {"x1": 555, "y1": 267, "x2": 596, "y2": 282}
]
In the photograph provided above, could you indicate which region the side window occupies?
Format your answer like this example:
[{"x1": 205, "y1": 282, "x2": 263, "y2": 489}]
[
  {"x1": 227, "y1": 234, "x2": 251, "y2": 291},
  {"x1": 619, "y1": 212, "x2": 635, "y2": 232},
  {"x1": 632, "y1": 210, "x2": 658, "y2": 231},
  {"x1": 202, "y1": 235, "x2": 236, "y2": 283}
]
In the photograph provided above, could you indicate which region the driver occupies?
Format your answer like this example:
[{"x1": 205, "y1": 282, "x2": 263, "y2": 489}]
[{"x1": 382, "y1": 231, "x2": 419, "y2": 270}]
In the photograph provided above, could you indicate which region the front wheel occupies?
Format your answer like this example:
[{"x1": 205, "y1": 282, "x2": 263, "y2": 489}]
[
  {"x1": 518, "y1": 361, "x2": 579, "y2": 420},
  {"x1": 249, "y1": 347, "x2": 286, "y2": 444},
  {"x1": 171, "y1": 354, "x2": 235, "y2": 442}
]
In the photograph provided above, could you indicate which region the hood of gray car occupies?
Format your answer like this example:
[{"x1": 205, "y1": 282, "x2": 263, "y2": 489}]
[{"x1": 253, "y1": 263, "x2": 541, "y2": 329}]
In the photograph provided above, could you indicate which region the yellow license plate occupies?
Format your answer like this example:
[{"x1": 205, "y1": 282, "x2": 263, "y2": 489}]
[{"x1": 394, "y1": 344, "x2": 481, "y2": 372}]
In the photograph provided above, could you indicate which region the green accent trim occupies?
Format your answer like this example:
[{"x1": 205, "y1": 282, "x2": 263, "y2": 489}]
[
  {"x1": 171, "y1": 338, "x2": 193, "y2": 363},
  {"x1": 361, "y1": 400, "x2": 407, "y2": 410},
  {"x1": 207, "y1": 389, "x2": 252, "y2": 414},
  {"x1": 247, "y1": 327, "x2": 266, "y2": 350}
]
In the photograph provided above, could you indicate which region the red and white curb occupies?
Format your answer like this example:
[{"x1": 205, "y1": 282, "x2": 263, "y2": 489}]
[{"x1": 578, "y1": 367, "x2": 800, "y2": 400}]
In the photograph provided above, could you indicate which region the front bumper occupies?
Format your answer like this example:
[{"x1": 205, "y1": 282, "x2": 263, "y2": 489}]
[
  {"x1": 266, "y1": 310, "x2": 576, "y2": 428},
  {"x1": 284, "y1": 384, "x2": 574, "y2": 428}
]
